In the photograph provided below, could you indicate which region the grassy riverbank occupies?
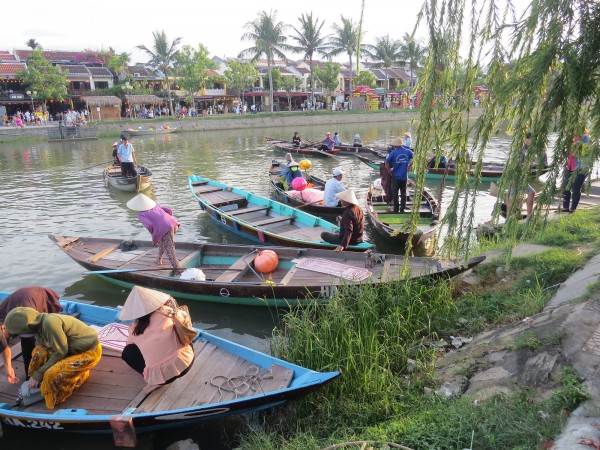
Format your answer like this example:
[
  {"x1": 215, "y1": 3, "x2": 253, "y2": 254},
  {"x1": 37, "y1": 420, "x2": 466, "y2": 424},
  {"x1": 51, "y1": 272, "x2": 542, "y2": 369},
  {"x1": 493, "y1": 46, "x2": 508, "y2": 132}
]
[{"x1": 239, "y1": 208, "x2": 600, "y2": 449}]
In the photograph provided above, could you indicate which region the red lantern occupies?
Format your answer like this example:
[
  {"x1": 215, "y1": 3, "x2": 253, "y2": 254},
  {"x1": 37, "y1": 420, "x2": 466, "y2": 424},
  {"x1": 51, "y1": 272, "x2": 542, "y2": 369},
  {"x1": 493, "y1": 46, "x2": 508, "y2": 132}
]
[{"x1": 254, "y1": 250, "x2": 279, "y2": 274}]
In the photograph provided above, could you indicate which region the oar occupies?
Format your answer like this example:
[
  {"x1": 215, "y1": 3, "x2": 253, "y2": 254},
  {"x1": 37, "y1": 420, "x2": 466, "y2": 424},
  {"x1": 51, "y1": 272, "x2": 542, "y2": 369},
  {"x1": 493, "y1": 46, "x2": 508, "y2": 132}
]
[
  {"x1": 83, "y1": 160, "x2": 113, "y2": 170},
  {"x1": 295, "y1": 198, "x2": 326, "y2": 209},
  {"x1": 85, "y1": 267, "x2": 240, "y2": 275}
]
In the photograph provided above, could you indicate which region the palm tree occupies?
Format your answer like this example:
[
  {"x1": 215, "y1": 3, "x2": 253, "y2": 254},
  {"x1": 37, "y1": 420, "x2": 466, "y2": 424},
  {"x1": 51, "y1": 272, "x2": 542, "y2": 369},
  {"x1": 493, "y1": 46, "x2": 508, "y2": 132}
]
[
  {"x1": 364, "y1": 35, "x2": 403, "y2": 93},
  {"x1": 137, "y1": 30, "x2": 182, "y2": 116},
  {"x1": 400, "y1": 33, "x2": 426, "y2": 88},
  {"x1": 325, "y1": 16, "x2": 360, "y2": 109},
  {"x1": 25, "y1": 39, "x2": 42, "y2": 50},
  {"x1": 289, "y1": 12, "x2": 329, "y2": 110},
  {"x1": 240, "y1": 10, "x2": 288, "y2": 113}
]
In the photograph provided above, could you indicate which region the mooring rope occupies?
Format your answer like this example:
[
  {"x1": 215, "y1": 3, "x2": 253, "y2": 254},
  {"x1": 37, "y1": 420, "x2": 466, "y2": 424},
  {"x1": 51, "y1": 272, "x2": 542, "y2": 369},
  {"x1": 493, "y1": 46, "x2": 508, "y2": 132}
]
[{"x1": 210, "y1": 365, "x2": 273, "y2": 401}]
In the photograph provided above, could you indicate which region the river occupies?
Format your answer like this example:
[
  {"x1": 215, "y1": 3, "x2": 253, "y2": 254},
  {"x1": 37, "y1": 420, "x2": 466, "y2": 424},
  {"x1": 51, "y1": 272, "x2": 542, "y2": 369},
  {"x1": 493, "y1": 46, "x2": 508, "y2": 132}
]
[{"x1": 0, "y1": 119, "x2": 505, "y2": 448}]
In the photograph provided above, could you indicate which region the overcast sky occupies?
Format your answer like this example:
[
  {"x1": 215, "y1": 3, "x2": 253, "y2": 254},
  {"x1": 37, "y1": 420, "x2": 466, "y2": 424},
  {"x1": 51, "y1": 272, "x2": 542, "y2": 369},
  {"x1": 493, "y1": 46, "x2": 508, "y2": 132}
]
[{"x1": 3, "y1": 0, "x2": 528, "y2": 64}]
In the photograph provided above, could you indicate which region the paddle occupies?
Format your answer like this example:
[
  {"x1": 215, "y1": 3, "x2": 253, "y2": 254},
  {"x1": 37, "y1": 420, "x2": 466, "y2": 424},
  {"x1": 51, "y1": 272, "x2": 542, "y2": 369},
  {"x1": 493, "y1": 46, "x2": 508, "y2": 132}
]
[
  {"x1": 85, "y1": 267, "x2": 242, "y2": 275},
  {"x1": 83, "y1": 160, "x2": 113, "y2": 170},
  {"x1": 296, "y1": 198, "x2": 326, "y2": 209}
]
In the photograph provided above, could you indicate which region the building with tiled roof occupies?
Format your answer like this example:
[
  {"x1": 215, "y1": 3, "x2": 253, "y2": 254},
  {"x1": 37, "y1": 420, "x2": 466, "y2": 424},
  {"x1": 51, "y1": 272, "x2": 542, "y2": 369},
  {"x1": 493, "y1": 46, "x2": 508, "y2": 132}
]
[
  {"x1": 0, "y1": 62, "x2": 27, "y2": 80},
  {"x1": 15, "y1": 49, "x2": 81, "y2": 63},
  {"x1": 0, "y1": 51, "x2": 17, "y2": 62}
]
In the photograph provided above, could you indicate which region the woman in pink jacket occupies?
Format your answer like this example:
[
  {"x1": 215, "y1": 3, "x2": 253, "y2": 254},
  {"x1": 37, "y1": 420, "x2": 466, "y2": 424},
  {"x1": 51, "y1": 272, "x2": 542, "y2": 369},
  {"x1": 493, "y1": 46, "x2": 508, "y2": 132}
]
[
  {"x1": 119, "y1": 286, "x2": 194, "y2": 393},
  {"x1": 127, "y1": 193, "x2": 182, "y2": 270}
]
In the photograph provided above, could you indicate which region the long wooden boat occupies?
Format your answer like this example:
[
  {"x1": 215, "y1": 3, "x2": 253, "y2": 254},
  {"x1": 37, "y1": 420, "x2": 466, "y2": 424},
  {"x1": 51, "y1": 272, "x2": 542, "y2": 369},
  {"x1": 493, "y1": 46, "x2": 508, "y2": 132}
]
[
  {"x1": 122, "y1": 126, "x2": 182, "y2": 137},
  {"x1": 268, "y1": 159, "x2": 345, "y2": 217},
  {"x1": 49, "y1": 234, "x2": 486, "y2": 307},
  {"x1": 264, "y1": 137, "x2": 341, "y2": 158},
  {"x1": 334, "y1": 143, "x2": 378, "y2": 156},
  {"x1": 356, "y1": 154, "x2": 550, "y2": 182},
  {"x1": 188, "y1": 173, "x2": 372, "y2": 252},
  {"x1": 365, "y1": 180, "x2": 440, "y2": 251},
  {"x1": 0, "y1": 291, "x2": 339, "y2": 442},
  {"x1": 103, "y1": 163, "x2": 153, "y2": 192}
]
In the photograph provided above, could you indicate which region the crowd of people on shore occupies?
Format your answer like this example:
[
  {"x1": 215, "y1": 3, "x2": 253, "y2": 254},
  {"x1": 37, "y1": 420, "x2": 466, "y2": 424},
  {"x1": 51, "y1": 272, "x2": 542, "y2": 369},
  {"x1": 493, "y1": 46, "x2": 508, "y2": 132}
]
[{"x1": 2, "y1": 109, "x2": 51, "y2": 127}]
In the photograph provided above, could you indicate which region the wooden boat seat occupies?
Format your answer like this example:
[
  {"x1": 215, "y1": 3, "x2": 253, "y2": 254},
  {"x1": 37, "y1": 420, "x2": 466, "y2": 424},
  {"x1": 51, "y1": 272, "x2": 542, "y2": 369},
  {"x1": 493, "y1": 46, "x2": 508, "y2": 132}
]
[
  {"x1": 214, "y1": 253, "x2": 258, "y2": 282},
  {"x1": 228, "y1": 206, "x2": 271, "y2": 216},
  {"x1": 179, "y1": 249, "x2": 202, "y2": 268},
  {"x1": 252, "y1": 215, "x2": 294, "y2": 227},
  {"x1": 194, "y1": 186, "x2": 224, "y2": 194},
  {"x1": 191, "y1": 181, "x2": 208, "y2": 187}
]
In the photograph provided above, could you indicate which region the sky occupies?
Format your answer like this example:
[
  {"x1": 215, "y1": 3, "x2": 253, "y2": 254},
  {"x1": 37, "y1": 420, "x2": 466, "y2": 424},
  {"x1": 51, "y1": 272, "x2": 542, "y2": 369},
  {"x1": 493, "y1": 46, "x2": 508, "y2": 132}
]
[{"x1": 3, "y1": 0, "x2": 429, "y2": 63}]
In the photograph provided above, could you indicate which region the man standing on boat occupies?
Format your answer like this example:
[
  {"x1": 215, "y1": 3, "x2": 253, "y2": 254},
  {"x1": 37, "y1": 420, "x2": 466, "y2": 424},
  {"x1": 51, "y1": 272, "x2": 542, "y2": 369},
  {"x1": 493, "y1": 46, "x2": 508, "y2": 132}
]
[
  {"x1": 385, "y1": 136, "x2": 414, "y2": 213},
  {"x1": 321, "y1": 189, "x2": 365, "y2": 251},
  {"x1": 117, "y1": 135, "x2": 138, "y2": 178},
  {"x1": 323, "y1": 168, "x2": 345, "y2": 207}
]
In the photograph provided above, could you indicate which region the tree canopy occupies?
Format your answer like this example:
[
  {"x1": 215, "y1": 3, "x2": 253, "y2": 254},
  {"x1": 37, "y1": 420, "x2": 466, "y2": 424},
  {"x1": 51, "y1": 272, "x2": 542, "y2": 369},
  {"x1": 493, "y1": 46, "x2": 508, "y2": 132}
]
[{"x1": 16, "y1": 50, "x2": 67, "y2": 110}]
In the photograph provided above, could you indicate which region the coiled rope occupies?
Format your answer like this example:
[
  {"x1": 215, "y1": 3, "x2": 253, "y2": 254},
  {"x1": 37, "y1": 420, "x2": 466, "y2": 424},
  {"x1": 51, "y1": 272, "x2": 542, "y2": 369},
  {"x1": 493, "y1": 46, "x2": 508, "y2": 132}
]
[{"x1": 210, "y1": 366, "x2": 273, "y2": 401}]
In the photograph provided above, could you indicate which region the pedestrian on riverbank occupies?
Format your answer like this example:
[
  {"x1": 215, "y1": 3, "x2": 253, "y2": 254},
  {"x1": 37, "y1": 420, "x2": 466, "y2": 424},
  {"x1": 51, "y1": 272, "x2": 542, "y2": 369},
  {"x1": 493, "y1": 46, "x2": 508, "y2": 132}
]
[
  {"x1": 562, "y1": 135, "x2": 589, "y2": 213},
  {"x1": 117, "y1": 135, "x2": 137, "y2": 177},
  {"x1": 127, "y1": 193, "x2": 182, "y2": 271}
]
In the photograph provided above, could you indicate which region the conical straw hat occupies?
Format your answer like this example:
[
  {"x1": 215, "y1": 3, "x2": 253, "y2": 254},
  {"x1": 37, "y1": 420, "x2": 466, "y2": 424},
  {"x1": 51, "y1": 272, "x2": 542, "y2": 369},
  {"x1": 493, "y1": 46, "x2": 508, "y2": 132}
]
[
  {"x1": 127, "y1": 193, "x2": 156, "y2": 211},
  {"x1": 119, "y1": 286, "x2": 170, "y2": 320},
  {"x1": 336, "y1": 189, "x2": 359, "y2": 206}
]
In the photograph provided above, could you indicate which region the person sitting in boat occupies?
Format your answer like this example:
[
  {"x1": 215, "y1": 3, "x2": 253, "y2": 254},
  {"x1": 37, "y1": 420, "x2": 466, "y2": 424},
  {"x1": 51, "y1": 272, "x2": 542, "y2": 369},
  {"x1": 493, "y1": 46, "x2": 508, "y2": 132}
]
[
  {"x1": 333, "y1": 132, "x2": 341, "y2": 146},
  {"x1": 319, "y1": 132, "x2": 335, "y2": 152},
  {"x1": 320, "y1": 189, "x2": 365, "y2": 252},
  {"x1": 427, "y1": 148, "x2": 448, "y2": 169},
  {"x1": 280, "y1": 161, "x2": 303, "y2": 190},
  {"x1": 353, "y1": 133, "x2": 363, "y2": 147},
  {"x1": 4, "y1": 306, "x2": 102, "y2": 409},
  {"x1": 117, "y1": 135, "x2": 138, "y2": 178},
  {"x1": 0, "y1": 287, "x2": 64, "y2": 384},
  {"x1": 119, "y1": 286, "x2": 194, "y2": 394},
  {"x1": 127, "y1": 193, "x2": 182, "y2": 271},
  {"x1": 292, "y1": 132, "x2": 301, "y2": 146},
  {"x1": 323, "y1": 167, "x2": 345, "y2": 207},
  {"x1": 111, "y1": 141, "x2": 120, "y2": 165}
]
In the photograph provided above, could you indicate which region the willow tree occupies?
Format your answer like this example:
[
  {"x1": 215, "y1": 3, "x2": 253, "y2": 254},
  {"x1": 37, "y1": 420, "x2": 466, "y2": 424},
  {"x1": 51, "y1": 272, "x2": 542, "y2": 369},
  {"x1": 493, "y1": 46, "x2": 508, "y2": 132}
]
[
  {"x1": 240, "y1": 10, "x2": 288, "y2": 113},
  {"x1": 137, "y1": 30, "x2": 182, "y2": 116},
  {"x1": 412, "y1": 0, "x2": 600, "y2": 259}
]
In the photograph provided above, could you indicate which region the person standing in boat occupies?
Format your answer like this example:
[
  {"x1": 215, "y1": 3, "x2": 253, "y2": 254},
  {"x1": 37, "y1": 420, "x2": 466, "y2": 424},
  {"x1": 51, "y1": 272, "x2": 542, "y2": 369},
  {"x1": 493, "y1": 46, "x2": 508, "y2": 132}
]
[
  {"x1": 333, "y1": 132, "x2": 341, "y2": 146},
  {"x1": 0, "y1": 287, "x2": 64, "y2": 383},
  {"x1": 385, "y1": 136, "x2": 414, "y2": 213},
  {"x1": 119, "y1": 286, "x2": 194, "y2": 394},
  {"x1": 127, "y1": 193, "x2": 182, "y2": 270},
  {"x1": 353, "y1": 133, "x2": 363, "y2": 147},
  {"x1": 323, "y1": 167, "x2": 345, "y2": 207},
  {"x1": 403, "y1": 131, "x2": 412, "y2": 148},
  {"x1": 321, "y1": 189, "x2": 365, "y2": 251},
  {"x1": 4, "y1": 306, "x2": 101, "y2": 409},
  {"x1": 117, "y1": 135, "x2": 138, "y2": 178},
  {"x1": 111, "y1": 141, "x2": 120, "y2": 165}
]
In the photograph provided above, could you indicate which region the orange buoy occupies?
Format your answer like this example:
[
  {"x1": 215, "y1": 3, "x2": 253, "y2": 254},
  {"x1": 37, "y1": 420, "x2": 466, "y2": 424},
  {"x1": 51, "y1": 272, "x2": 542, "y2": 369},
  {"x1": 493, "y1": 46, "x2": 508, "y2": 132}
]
[{"x1": 254, "y1": 250, "x2": 279, "y2": 274}]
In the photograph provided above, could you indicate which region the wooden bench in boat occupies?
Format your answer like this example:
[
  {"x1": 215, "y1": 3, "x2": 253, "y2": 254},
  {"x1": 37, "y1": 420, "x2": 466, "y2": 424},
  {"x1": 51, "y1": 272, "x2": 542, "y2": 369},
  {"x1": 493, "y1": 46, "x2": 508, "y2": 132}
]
[
  {"x1": 131, "y1": 340, "x2": 294, "y2": 413},
  {"x1": 194, "y1": 186, "x2": 225, "y2": 194},
  {"x1": 252, "y1": 215, "x2": 294, "y2": 227},
  {"x1": 228, "y1": 205, "x2": 271, "y2": 216},
  {"x1": 214, "y1": 252, "x2": 258, "y2": 283}
]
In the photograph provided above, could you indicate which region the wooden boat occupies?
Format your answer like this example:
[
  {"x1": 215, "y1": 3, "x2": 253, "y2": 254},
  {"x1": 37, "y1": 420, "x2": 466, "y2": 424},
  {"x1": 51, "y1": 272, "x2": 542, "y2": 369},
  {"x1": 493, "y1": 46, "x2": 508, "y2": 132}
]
[
  {"x1": 268, "y1": 159, "x2": 345, "y2": 217},
  {"x1": 0, "y1": 291, "x2": 339, "y2": 442},
  {"x1": 121, "y1": 126, "x2": 182, "y2": 136},
  {"x1": 264, "y1": 137, "x2": 341, "y2": 158},
  {"x1": 49, "y1": 234, "x2": 486, "y2": 306},
  {"x1": 356, "y1": 154, "x2": 550, "y2": 182},
  {"x1": 365, "y1": 180, "x2": 440, "y2": 250},
  {"x1": 48, "y1": 123, "x2": 98, "y2": 142},
  {"x1": 188, "y1": 173, "x2": 372, "y2": 252},
  {"x1": 103, "y1": 163, "x2": 153, "y2": 192},
  {"x1": 334, "y1": 143, "x2": 378, "y2": 156}
]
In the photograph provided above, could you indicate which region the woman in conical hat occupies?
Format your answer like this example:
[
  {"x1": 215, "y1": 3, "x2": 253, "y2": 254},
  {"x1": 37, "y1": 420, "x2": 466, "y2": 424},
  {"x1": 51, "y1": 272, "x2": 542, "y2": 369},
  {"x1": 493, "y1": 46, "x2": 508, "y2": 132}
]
[
  {"x1": 320, "y1": 189, "x2": 365, "y2": 251},
  {"x1": 127, "y1": 193, "x2": 181, "y2": 270},
  {"x1": 119, "y1": 286, "x2": 194, "y2": 393}
]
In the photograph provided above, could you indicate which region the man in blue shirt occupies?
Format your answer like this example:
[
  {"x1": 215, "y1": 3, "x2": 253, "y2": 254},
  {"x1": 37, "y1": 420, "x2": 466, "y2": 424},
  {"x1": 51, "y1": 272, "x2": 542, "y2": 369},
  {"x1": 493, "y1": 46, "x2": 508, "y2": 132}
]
[
  {"x1": 385, "y1": 136, "x2": 414, "y2": 213},
  {"x1": 117, "y1": 135, "x2": 138, "y2": 177}
]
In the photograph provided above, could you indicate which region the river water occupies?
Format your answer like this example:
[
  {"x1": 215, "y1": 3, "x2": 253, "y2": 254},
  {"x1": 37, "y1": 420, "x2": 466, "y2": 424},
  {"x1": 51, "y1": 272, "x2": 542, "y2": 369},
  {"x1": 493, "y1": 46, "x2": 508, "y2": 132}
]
[{"x1": 0, "y1": 119, "x2": 505, "y2": 448}]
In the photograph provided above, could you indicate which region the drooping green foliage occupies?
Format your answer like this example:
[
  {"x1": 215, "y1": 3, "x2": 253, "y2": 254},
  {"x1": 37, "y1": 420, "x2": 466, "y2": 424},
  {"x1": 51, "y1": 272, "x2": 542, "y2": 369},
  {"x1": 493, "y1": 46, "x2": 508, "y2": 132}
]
[
  {"x1": 413, "y1": 0, "x2": 600, "y2": 259},
  {"x1": 174, "y1": 44, "x2": 217, "y2": 103}
]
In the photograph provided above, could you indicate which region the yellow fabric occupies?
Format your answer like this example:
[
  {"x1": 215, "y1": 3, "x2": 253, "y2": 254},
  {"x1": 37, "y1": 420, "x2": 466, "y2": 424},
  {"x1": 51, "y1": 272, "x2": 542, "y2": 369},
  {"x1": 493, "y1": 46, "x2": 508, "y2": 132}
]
[{"x1": 29, "y1": 343, "x2": 102, "y2": 409}]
